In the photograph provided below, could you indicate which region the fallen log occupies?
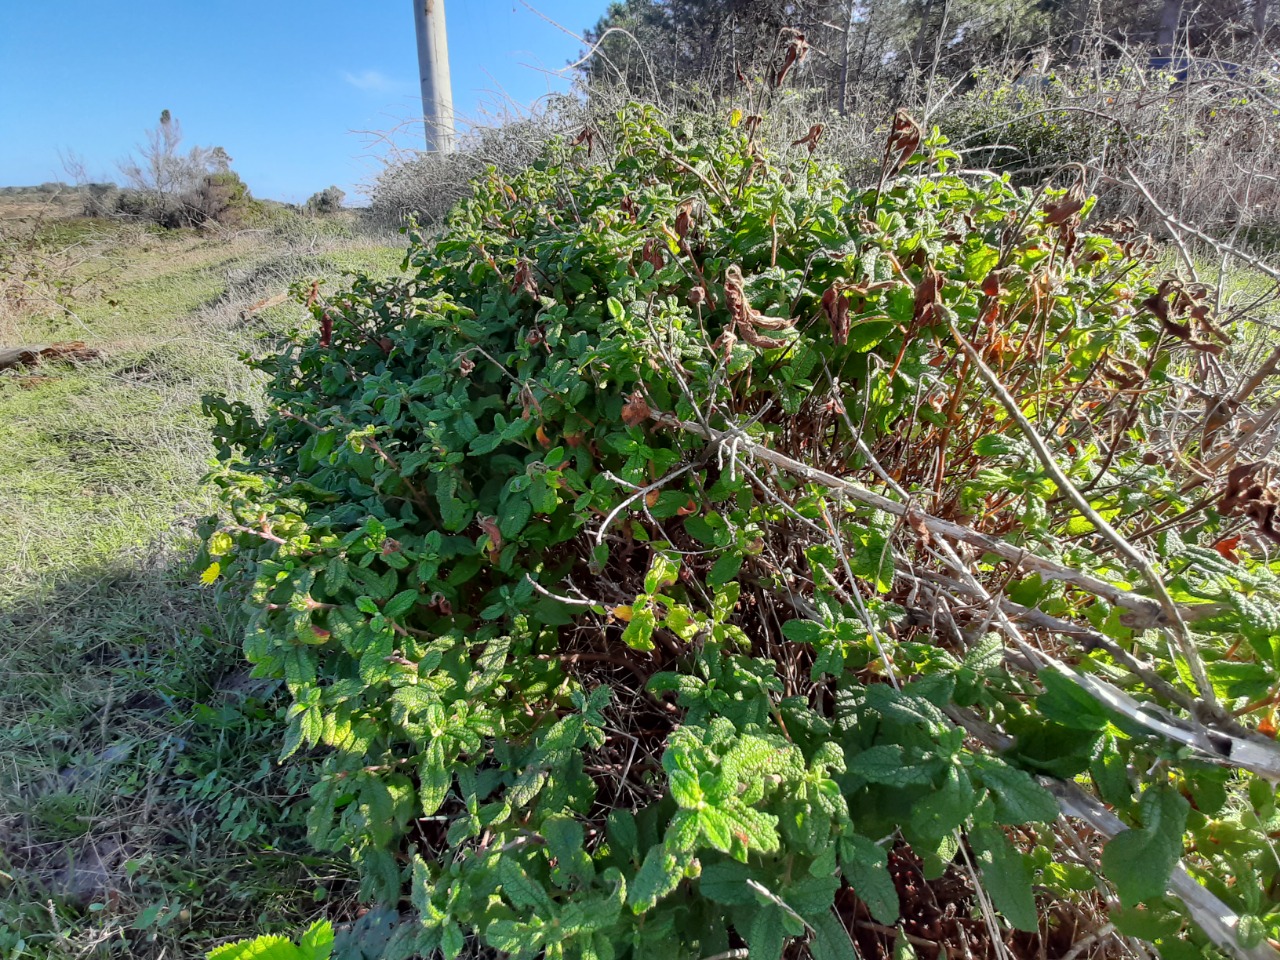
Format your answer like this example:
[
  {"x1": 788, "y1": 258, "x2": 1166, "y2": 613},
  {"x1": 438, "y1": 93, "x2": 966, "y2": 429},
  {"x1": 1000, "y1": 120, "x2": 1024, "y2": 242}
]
[{"x1": 0, "y1": 341, "x2": 104, "y2": 372}]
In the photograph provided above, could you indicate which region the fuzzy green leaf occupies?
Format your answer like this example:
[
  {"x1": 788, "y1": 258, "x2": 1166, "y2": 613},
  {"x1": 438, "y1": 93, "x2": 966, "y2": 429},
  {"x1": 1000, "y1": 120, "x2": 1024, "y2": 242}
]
[
  {"x1": 1102, "y1": 784, "x2": 1189, "y2": 908},
  {"x1": 839, "y1": 834, "x2": 899, "y2": 925},
  {"x1": 970, "y1": 824, "x2": 1038, "y2": 932},
  {"x1": 628, "y1": 847, "x2": 682, "y2": 912},
  {"x1": 973, "y1": 757, "x2": 1059, "y2": 825}
]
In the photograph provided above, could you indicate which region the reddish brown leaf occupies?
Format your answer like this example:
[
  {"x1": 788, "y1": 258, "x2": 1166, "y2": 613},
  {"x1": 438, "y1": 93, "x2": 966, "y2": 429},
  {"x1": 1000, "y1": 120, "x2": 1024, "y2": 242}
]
[
  {"x1": 641, "y1": 238, "x2": 665, "y2": 272},
  {"x1": 773, "y1": 31, "x2": 809, "y2": 88},
  {"x1": 724, "y1": 265, "x2": 793, "y2": 333},
  {"x1": 791, "y1": 123, "x2": 824, "y2": 153},
  {"x1": 512, "y1": 259, "x2": 538, "y2": 298},
  {"x1": 1212, "y1": 536, "x2": 1242, "y2": 564},
  {"x1": 569, "y1": 126, "x2": 596, "y2": 157},
  {"x1": 478, "y1": 516, "x2": 503, "y2": 561},
  {"x1": 882, "y1": 108, "x2": 922, "y2": 177},
  {"x1": 821, "y1": 284, "x2": 850, "y2": 346},
  {"x1": 0, "y1": 341, "x2": 105, "y2": 372},
  {"x1": 1044, "y1": 164, "x2": 1088, "y2": 226},
  {"x1": 674, "y1": 200, "x2": 694, "y2": 241},
  {"x1": 621, "y1": 391, "x2": 651, "y2": 427},
  {"x1": 1258, "y1": 710, "x2": 1277, "y2": 738},
  {"x1": 912, "y1": 264, "x2": 944, "y2": 327},
  {"x1": 981, "y1": 268, "x2": 1008, "y2": 298},
  {"x1": 907, "y1": 509, "x2": 932, "y2": 547}
]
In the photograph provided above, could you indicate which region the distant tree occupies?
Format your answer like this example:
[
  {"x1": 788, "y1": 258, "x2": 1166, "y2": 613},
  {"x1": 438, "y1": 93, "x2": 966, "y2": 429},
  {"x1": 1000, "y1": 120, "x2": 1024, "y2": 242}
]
[
  {"x1": 117, "y1": 110, "x2": 233, "y2": 223},
  {"x1": 305, "y1": 186, "x2": 346, "y2": 215}
]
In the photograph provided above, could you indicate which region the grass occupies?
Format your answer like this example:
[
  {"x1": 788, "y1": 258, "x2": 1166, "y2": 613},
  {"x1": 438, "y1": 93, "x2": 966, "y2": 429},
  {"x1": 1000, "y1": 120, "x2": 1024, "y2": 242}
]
[{"x1": 0, "y1": 211, "x2": 404, "y2": 959}]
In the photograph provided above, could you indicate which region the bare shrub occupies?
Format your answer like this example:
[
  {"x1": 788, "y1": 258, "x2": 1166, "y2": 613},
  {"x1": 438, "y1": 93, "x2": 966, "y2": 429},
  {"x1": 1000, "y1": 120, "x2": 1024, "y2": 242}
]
[
  {"x1": 370, "y1": 94, "x2": 594, "y2": 226},
  {"x1": 936, "y1": 43, "x2": 1280, "y2": 248}
]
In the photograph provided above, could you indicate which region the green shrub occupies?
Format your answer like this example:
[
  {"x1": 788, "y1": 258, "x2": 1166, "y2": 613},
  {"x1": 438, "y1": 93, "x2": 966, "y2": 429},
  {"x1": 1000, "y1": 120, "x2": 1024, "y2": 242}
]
[
  {"x1": 205, "y1": 105, "x2": 1280, "y2": 958},
  {"x1": 306, "y1": 186, "x2": 346, "y2": 216},
  {"x1": 185, "y1": 170, "x2": 261, "y2": 227}
]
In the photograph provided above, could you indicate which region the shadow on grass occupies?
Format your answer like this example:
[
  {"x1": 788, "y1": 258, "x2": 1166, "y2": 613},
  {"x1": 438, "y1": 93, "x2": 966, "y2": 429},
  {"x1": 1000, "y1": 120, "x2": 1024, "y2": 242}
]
[{"x1": 0, "y1": 556, "x2": 359, "y2": 959}]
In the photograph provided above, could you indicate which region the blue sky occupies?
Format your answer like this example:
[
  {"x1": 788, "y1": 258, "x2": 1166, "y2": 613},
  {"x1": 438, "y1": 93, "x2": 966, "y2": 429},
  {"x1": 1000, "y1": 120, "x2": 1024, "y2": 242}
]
[{"x1": 0, "y1": 1, "x2": 609, "y2": 202}]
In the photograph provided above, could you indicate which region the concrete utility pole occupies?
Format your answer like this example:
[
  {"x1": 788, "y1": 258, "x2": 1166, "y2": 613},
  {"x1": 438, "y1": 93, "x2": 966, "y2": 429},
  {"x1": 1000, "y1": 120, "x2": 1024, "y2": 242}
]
[{"x1": 413, "y1": 0, "x2": 456, "y2": 153}]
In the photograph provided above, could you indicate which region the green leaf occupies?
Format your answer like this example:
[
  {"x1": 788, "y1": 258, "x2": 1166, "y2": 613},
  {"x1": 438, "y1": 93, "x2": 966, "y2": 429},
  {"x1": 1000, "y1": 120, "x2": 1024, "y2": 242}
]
[
  {"x1": 962, "y1": 244, "x2": 999, "y2": 282},
  {"x1": 699, "y1": 860, "x2": 753, "y2": 905},
  {"x1": 543, "y1": 815, "x2": 585, "y2": 867},
  {"x1": 279, "y1": 715, "x2": 304, "y2": 762},
  {"x1": 669, "y1": 769, "x2": 702, "y2": 808},
  {"x1": 698, "y1": 807, "x2": 736, "y2": 852},
  {"x1": 969, "y1": 824, "x2": 1038, "y2": 932},
  {"x1": 848, "y1": 745, "x2": 933, "y2": 788},
  {"x1": 708, "y1": 552, "x2": 744, "y2": 586},
  {"x1": 972, "y1": 434, "x2": 1021, "y2": 458},
  {"x1": 1037, "y1": 668, "x2": 1112, "y2": 731},
  {"x1": 746, "y1": 906, "x2": 787, "y2": 960},
  {"x1": 206, "y1": 934, "x2": 298, "y2": 960},
  {"x1": 781, "y1": 619, "x2": 824, "y2": 644},
  {"x1": 499, "y1": 496, "x2": 532, "y2": 539},
  {"x1": 497, "y1": 855, "x2": 553, "y2": 912},
  {"x1": 643, "y1": 553, "x2": 679, "y2": 594},
  {"x1": 608, "y1": 810, "x2": 639, "y2": 864},
  {"x1": 419, "y1": 739, "x2": 451, "y2": 816},
  {"x1": 1102, "y1": 784, "x2": 1189, "y2": 908},
  {"x1": 620, "y1": 605, "x2": 656, "y2": 651},
  {"x1": 297, "y1": 920, "x2": 335, "y2": 960},
  {"x1": 972, "y1": 757, "x2": 1059, "y2": 825},
  {"x1": 910, "y1": 765, "x2": 974, "y2": 840},
  {"x1": 383, "y1": 589, "x2": 418, "y2": 619},
  {"x1": 846, "y1": 319, "x2": 896, "y2": 352},
  {"x1": 808, "y1": 909, "x2": 858, "y2": 960},
  {"x1": 839, "y1": 834, "x2": 899, "y2": 925},
  {"x1": 628, "y1": 847, "x2": 682, "y2": 911}
]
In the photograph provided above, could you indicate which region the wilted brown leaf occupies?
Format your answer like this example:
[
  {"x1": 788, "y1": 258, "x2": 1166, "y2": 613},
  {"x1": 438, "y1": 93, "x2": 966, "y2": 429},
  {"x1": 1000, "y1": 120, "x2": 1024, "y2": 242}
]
[
  {"x1": 621, "y1": 390, "x2": 651, "y2": 427},
  {"x1": 477, "y1": 516, "x2": 503, "y2": 561},
  {"x1": 1044, "y1": 163, "x2": 1087, "y2": 226},
  {"x1": 912, "y1": 264, "x2": 944, "y2": 327},
  {"x1": 569, "y1": 126, "x2": 597, "y2": 157},
  {"x1": 512, "y1": 259, "x2": 538, "y2": 298},
  {"x1": 641, "y1": 238, "x2": 665, "y2": 272},
  {"x1": 674, "y1": 200, "x2": 694, "y2": 241},
  {"x1": 791, "y1": 123, "x2": 824, "y2": 153},
  {"x1": 773, "y1": 30, "x2": 809, "y2": 88},
  {"x1": 882, "y1": 108, "x2": 922, "y2": 178},
  {"x1": 821, "y1": 284, "x2": 850, "y2": 346}
]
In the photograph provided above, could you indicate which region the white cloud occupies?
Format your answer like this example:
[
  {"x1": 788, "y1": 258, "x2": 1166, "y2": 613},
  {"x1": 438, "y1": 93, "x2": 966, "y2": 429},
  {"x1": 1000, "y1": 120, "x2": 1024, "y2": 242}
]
[{"x1": 343, "y1": 70, "x2": 403, "y2": 94}]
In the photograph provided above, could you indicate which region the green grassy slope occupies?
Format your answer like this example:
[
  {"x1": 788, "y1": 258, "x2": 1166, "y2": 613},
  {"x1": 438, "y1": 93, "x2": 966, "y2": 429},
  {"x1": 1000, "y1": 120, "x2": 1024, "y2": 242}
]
[{"x1": 0, "y1": 217, "x2": 402, "y2": 959}]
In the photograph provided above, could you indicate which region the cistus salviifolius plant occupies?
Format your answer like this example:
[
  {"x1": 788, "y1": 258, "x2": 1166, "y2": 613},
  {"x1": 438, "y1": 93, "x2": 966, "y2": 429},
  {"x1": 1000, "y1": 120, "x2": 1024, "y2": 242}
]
[{"x1": 204, "y1": 104, "x2": 1280, "y2": 960}]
